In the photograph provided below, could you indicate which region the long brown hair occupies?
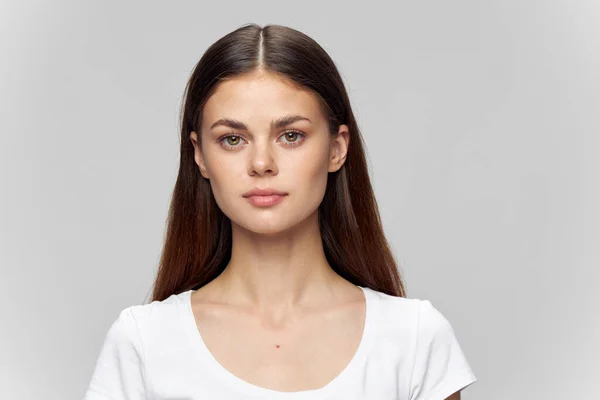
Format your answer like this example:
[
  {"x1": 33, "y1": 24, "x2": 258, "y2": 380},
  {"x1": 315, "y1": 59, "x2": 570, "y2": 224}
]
[{"x1": 148, "y1": 23, "x2": 406, "y2": 303}]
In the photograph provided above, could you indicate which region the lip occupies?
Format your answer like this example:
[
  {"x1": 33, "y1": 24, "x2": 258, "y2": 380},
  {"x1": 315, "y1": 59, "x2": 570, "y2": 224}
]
[
  {"x1": 244, "y1": 194, "x2": 286, "y2": 207},
  {"x1": 242, "y1": 188, "x2": 288, "y2": 197}
]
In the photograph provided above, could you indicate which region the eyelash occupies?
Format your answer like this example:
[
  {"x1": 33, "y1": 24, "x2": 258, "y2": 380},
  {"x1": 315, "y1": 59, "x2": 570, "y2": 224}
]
[{"x1": 217, "y1": 130, "x2": 306, "y2": 150}]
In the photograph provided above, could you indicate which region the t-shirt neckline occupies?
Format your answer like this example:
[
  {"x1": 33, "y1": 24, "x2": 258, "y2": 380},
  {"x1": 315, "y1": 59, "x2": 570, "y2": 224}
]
[{"x1": 180, "y1": 285, "x2": 375, "y2": 398}]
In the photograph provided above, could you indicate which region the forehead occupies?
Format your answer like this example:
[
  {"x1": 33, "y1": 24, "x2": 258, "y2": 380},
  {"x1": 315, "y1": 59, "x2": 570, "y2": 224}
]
[{"x1": 201, "y1": 71, "x2": 326, "y2": 128}]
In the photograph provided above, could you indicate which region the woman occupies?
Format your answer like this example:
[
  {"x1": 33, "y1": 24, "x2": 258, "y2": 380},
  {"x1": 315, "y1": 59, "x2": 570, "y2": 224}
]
[{"x1": 84, "y1": 23, "x2": 477, "y2": 399}]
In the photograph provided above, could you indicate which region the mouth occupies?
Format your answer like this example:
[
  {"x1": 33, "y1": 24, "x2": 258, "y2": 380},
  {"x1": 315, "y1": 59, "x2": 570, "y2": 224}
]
[{"x1": 244, "y1": 194, "x2": 287, "y2": 207}]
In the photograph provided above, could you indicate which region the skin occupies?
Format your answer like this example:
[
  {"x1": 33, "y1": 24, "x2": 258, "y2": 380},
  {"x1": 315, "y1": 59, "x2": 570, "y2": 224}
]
[
  {"x1": 189, "y1": 68, "x2": 355, "y2": 319},
  {"x1": 188, "y1": 69, "x2": 462, "y2": 398}
]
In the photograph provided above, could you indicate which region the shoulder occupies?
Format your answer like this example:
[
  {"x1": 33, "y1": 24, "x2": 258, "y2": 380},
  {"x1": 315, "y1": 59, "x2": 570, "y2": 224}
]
[
  {"x1": 414, "y1": 299, "x2": 456, "y2": 343},
  {"x1": 365, "y1": 287, "x2": 422, "y2": 330},
  {"x1": 364, "y1": 288, "x2": 466, "y2": 364},
  {"x1": 368, "y1": 288, "x2": 454, "y2": 337},
  {"x1": 85, "y1": 291, "x2": 195, "y2": 399},
  {"x1": 128, "y1": 291, "x2": 185, "y2": 317},
  {"x1": 110, "y1": 290, "x2": 189, "y2": 339},
  {"x1": 360, "y1": 288, "x2": 477, "y2": 398},
  {"x1": 407, "y1": 299, "x2": 477, "y2": 399},
  {"x1": 362, "y1": 287, "x2": 422, "y2": 358}
]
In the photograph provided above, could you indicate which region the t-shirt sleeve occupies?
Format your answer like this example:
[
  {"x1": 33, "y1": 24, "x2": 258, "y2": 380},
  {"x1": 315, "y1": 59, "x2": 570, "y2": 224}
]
[
  {"x1": 409, "y1": 300, "x2": 477, "y2": 400},
  {"x1": 83, "y1": 307, "x2": 147, "y2": 400}
]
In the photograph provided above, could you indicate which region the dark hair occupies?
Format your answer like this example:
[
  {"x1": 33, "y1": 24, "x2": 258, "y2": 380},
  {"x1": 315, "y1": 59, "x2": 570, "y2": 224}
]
[{"x1": 148, "y1": 23, "x2": 406, "y2": 302}]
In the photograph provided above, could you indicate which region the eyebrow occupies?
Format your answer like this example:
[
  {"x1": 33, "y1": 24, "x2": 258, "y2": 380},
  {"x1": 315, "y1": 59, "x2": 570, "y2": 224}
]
[{"x1": 209, "y1": 114, "x2": 311, "y2": 131}]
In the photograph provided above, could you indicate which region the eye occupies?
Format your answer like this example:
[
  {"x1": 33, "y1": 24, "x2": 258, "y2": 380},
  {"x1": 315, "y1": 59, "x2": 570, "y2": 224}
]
[
  {"x1": 218, "y1": 134, "x2": 247, "y2": 150},
  {"x1": 224, "y1": 135, "x2": 243, "y2": 147},
  {"x1": 280, "y1": 130, "x2": 305, "y2": 145},
  {"x1": 217, "y1": 130, "x2": 306, "y2": 150}
]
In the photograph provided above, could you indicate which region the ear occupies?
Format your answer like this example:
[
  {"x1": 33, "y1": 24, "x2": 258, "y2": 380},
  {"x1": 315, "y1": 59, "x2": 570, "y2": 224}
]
[
  {"x1": 328, "y1": 124, "x2": 350, "y2": 173},
  {"x1": 190, "y1": 131, "x2": 210, "y2": 179}
]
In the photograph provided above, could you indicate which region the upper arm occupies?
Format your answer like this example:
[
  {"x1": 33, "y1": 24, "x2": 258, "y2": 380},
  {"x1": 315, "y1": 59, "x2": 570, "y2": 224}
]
[
  {"x1": 409, "y1": 300, "x2": 476, "y2": 400},
  {"x1": 83, "y1": 307, "x2": 147, "y2": 400},
  {"x1": 445, "y1": 391, "x2": 461, "y2": 400}
]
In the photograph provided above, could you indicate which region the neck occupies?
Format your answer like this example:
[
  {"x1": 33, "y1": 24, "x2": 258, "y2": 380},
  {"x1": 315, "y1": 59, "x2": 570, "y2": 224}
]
[{"x1": 209, "y1": 211, "x2": 346, "y2": 319}]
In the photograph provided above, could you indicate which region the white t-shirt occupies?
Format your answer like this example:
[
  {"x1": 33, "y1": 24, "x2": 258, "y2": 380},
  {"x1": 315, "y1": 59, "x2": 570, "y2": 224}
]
[{"x1": 83, "y1": 286, "x2": 477, "y2": 399}]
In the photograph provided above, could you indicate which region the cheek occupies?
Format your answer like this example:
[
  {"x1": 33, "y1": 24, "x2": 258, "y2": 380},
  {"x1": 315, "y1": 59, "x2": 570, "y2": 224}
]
[
  {"x1": 202, "y1": 153, "x2": 240, "y2": 206},
  {"x1": 293, "y1": 147, "x2": 330, "y2": 202}
]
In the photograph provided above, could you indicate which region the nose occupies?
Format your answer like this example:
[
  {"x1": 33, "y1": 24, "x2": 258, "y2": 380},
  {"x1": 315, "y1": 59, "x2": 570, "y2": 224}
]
[{"x1": 247, "y1": 137, "x2": 278, "y2": 176}]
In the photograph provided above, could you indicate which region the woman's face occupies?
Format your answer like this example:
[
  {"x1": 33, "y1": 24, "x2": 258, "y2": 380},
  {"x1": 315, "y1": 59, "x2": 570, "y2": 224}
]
[{"x1": 190, "y1": 70, "x2": 349, "y2": 235}]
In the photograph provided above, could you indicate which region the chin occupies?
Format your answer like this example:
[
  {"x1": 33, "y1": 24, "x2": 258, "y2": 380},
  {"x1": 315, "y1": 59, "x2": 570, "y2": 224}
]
[
  {"x1": 231, "y1": 211, "x2": 308, "y2": 236},
  {"x1": 240, "y1": 217, "x2": 294, "y2": 235},
  {"x1": 223, "y1": 196, "x2": 320, "y2": 236}
]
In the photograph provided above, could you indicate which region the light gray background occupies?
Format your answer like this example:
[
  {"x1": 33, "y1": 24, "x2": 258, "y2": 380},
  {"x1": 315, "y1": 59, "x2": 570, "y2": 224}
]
[{"x1": 1, "y1": 0, "x2": 598, "y2": 399}]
